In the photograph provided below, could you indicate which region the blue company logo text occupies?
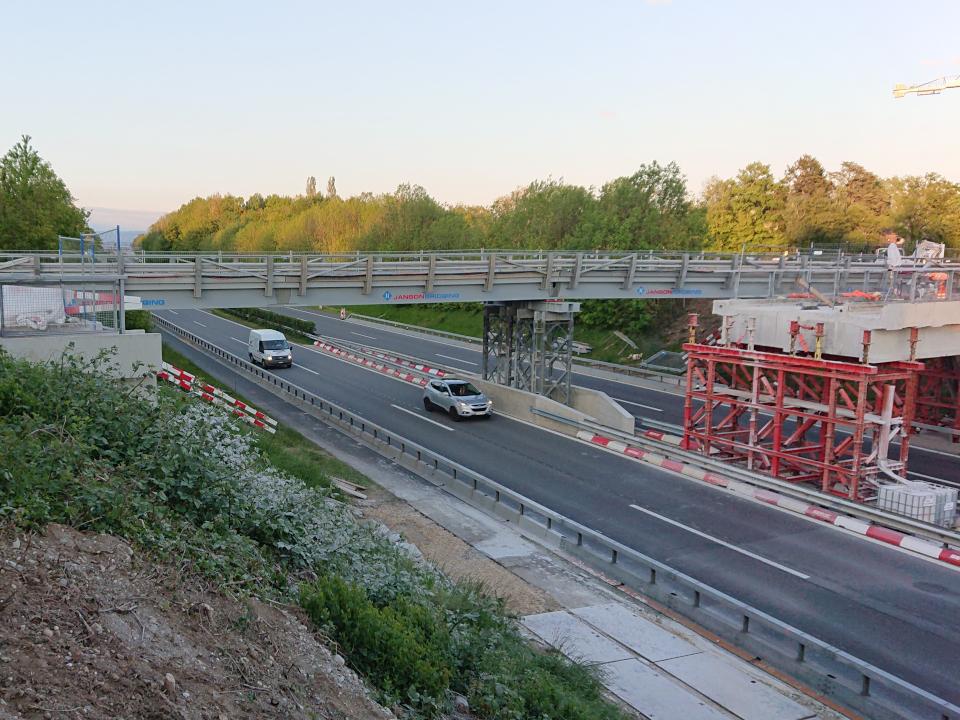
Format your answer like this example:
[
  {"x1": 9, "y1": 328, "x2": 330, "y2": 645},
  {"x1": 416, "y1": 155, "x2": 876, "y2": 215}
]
[
  {"x1": 383, "y1": 290, "x2": 461, "y2": 301},
  {"x1": 634, "y1": 287, "x2": 702, "y2": 297},
  {"x1": 142, "y1": 298, "x2": 166, "y2": 307}
]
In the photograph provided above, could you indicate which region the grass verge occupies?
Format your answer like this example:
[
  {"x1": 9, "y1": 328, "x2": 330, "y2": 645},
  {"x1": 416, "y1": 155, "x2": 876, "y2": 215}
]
[{"x1": 336, "y1": 303, "x2": 668, "y2": 363}]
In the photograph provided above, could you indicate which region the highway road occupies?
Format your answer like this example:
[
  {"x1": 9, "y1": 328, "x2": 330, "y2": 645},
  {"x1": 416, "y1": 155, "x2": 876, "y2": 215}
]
[
  {"x1": 275, "y1": 306, "x2": 960, "y2": 485},
  {"x1": 159, "y1": 308, "x2": 960, "y2": 705}
]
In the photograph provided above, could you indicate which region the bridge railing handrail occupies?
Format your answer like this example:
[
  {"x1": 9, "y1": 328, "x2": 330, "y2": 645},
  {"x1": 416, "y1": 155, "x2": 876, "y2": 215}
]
[{"x1": 153, "y1": 312, "x2": 960, "y2": 720}]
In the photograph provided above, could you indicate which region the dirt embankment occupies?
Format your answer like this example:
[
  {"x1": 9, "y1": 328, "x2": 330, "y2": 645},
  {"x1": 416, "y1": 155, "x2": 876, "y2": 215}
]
[{"x1": 0, "y1": 524, "x2": 393, "y2": 720}]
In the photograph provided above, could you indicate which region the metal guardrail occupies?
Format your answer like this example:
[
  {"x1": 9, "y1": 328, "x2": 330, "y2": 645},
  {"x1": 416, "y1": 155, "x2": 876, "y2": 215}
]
[
  {"x1": 577, "y1": 412, "x2": 960, "y2": 548},
  {"x1": 154, "y1": 312, "x2": 959, "y2": 720}
]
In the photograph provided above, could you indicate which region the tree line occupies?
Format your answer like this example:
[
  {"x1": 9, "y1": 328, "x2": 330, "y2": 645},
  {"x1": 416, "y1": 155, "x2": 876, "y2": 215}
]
[
  {"x1": 2, "y1": 133, "x2": 959, "y2": 255},
  {"x1": 136, "y1": 157, "x2": 960, "y2": 255}
]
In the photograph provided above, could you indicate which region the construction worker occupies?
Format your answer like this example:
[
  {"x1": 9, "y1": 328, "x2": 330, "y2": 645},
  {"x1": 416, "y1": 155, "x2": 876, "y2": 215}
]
[{"x1": 882, "y1": 228, "x2": 905, "y2": 298}]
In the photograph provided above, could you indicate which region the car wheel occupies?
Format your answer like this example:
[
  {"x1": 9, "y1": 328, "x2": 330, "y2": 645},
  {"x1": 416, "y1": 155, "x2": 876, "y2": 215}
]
[
  {"x1": 482, "y1": 413, "x2": 492, "y2": 420},
  {"x1": 423, "y1": 397, "x2": 433, "y2": 412},
  {"x1": 448, "y1": 407, "x2": 461, "y2": 422}
]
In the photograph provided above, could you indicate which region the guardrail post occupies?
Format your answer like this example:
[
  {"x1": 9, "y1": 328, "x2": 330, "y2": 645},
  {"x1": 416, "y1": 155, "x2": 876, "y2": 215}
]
[
  {"x1": 33, "y1": 254, "x2": 42, "y2": 277},
  {"x1": 265, "y1": 255, "x2": 275, "y2": 297},
  {"x1": 541, "y1": 252, "x2": 554, "y2": 290},
  {"x1": 484, "y1": 253, "x2": 496, "y2": 292},
  {"x1": 426, "y1": 253, "x2": 436, "y2": 292},
  {"x1": 299, "y1": 255, "x2": 308, "y2": 296},
  {"x1": 622, "y1": 253, "x2": 637, "y2": 290},
  {"x1": 570, "y1": 253, "x2": 583, "y2": 289},
  {"x1": 193, "y1": 257, "x2": 203, "y2": 298},
  {"x1": 678, "y1": 253, "x2": 689, "y2": 288},
  {"x1": 363, "y1": 255, "x2": 374, "y2": 295}
]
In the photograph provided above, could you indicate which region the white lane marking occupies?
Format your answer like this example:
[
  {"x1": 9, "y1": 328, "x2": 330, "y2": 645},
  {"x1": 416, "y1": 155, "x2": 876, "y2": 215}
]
[
  {"x1": 296, "y1": 364, "x2": 320, "y2": 375},
  {"x1": 910, "y1": 444, "x2": 960, "y2": 459},
  {"x1": 231, "y1": 337, "x2": 246, "y2": 345},
  {"x1": 628, "y1": 504, "x2": 810, "y2": 580},
  {"x1": 613, "y1": 397, "x2": 663, "y2": 412},
  {"x1": 351, "y1": 331, "x2": 377, "y2": 340},
  {"x1": 194, "y1": 321, "x2": 207, "y2": 327},
  {"x1": 168, "y1": 310, "x2": 179, "y2": 315},
  {"x1": 908, "y1": 470, "x2": 949, "y2": 483},
  {"x1": 390, "y1": 404, "x2": 454, "y2": 432},
  {"x1": 437, "y1": 353, "x2": 478, "y2": 366}
]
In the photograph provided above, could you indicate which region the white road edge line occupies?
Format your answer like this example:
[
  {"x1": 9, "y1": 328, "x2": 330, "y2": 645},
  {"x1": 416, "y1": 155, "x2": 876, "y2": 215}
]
[
  {"x1": 907, "y1": 470, "x2": 949, "y2": 483},
  {"x1": 168, "y1": 310, "x2": 179, "y2": 315},
  {"x1": 613, "y1": 397, "x2": 663, "y2": 412},
  {"x1": 351, "y1": 331, "x2": 378, "y2": 340},
  {"x1": 436, "y1": 353, "x2": 478, "y2": 366},
  {"x1": 194, "y1": 321, "x2": 207, "y2": 327},
  {"x1": 390, "y1": 404, "x2": 454, "y2": 432},
  {"x1": 628, "y1": 504, "x2": 810, "y2": 580},
  {"x1": 296, "y1": 364, "x2": 320, "y2": 375},
  {"x1": 230, "y1": 337, "x2": 246, "y2": 344}
]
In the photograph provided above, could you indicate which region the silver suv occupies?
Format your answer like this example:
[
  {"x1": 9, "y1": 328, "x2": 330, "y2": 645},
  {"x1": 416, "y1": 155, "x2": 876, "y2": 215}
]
[{"x1": 423, "y1": 378, "x2": 493, "y2": 420}]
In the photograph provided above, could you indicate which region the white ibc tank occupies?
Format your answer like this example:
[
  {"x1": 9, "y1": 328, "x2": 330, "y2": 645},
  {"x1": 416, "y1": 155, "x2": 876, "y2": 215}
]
[{"x1": 877, "y1": 482, "x2": 958, "y2": 528}]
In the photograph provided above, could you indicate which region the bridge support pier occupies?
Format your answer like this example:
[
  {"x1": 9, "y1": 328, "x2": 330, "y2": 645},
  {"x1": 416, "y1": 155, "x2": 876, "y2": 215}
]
[{"x1": 482, "y1": 301, "x2": 578, "y2": 404}]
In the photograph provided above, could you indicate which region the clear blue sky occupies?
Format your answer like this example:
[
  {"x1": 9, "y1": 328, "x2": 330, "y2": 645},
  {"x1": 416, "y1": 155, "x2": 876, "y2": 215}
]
[{"x1": 3, "y1": 0, "x2": 958, "y2": 228}]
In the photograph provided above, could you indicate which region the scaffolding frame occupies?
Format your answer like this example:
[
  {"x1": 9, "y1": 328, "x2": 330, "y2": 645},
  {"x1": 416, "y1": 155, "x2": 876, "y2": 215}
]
[
  {"x1": 682, "y1": 342, "x2": 921, "y2": 503},
  {"x1": 482, "y1": 301, "x2": 575, "y2": 404},
  {"x1": 914, "y1": 355, "x2": 960, "y2": 441}
]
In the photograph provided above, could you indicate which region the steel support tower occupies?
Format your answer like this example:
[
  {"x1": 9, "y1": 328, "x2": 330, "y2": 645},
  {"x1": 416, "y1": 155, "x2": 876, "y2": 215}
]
[
  {"x1": 482, "y1": 301, "x2": 577, "y2": 404},
  {"x1": 682, "y1": 341, "x2": 921, "y2": 503}
]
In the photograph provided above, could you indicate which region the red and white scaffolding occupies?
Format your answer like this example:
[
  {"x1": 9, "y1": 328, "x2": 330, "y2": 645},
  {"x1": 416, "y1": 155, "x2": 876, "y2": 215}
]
[
  {"x1": 914, "y1": 355, "x2": 960, "y2": 442},
  {"x1": 682, "y1": 340, "x2": 921, "y2": 503}
]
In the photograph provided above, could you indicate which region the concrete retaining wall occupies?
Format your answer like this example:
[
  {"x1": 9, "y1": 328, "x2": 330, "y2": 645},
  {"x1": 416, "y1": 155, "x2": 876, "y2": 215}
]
[
  {"x1": 471, "y1": 377, "x2": 634, "y2": 435},
  {"x1": 0, "y1": 331, "x2": 162, "y2": 386}
]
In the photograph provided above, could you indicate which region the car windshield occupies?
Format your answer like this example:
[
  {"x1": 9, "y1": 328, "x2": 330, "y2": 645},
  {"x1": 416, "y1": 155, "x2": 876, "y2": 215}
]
[
  {"x1": 449, "y1": 382, "x2": 480, "y2": 397},
  {"x1": 263, "y1": 339, "x2": 289, "y2": 351}
]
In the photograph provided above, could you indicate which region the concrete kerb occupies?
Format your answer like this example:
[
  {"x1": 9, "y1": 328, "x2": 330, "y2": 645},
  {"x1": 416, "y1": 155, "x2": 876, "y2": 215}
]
[
  {"x1": 152, "y1": 315, "x2": 960, "y2": 720},
  {"x1": 576, "y1": 429, "x2": 960, "y2": 570}
]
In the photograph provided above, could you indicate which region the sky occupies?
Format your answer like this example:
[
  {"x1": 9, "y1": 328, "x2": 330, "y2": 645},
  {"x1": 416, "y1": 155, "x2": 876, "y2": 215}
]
[{"x1": 2, "y1": 0, "x2": 959, "y2": 230}]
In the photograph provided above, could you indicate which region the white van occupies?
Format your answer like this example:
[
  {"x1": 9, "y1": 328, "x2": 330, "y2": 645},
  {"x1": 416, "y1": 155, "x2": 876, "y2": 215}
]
[{"x1": 248, "y1": 329, "x2": 293, "y2": 368}]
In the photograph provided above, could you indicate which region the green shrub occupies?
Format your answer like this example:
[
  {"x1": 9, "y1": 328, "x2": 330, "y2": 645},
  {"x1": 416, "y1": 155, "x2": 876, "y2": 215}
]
[
  {"x1": 301, "y1": 576, "x2": 452, "y2": 714},
  {"x1": 227, "y1": 307, "x2": 315, "y2": 335},
  {"x1": 124, "y1": 309, "x2": 153, "y2": 331}
]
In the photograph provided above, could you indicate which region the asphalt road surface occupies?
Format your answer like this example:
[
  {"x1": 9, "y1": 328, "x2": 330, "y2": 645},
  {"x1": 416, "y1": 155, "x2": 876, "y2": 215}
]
[
  {"x1": 158, "y1": 308, "x2": 960, "y2": 705},
  {"x1": 279, "y1": 306, "x2": 960, "y2": 484}
]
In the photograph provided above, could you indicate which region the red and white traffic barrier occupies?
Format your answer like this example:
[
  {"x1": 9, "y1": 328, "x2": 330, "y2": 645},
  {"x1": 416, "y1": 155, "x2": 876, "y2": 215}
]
[
  {"x1": 361, "y1": 348, "x2": 446, "y2": 377},
  {"x1": 576, "y1": 429, "x2": 960, "y2": 569},
  {"x1": 312, "y1": 341, "x2": 428, "y2": 387},
  {"x1": 159, "y1": 362, "x2": 277, "y2": 433}
]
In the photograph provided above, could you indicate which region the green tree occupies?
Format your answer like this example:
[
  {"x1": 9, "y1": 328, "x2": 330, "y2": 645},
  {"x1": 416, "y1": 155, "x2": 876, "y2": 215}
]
[
  {"x1": 888, "y1": 173, "x2": 960, "y2": 248},
  {"x1": 0, "y1": 135, "x2": 89, "y2": 250},
  {"x1": 830, "y1": 161, "x2": 890, "y2": 247},
  {"x1": 488, "y1": 179, "x2": 597, "y2": 249},
  {"x1": 592, "y1": 162, "x2": 702, "y2": 250},
  {"x1": 782, "y1": 155, "x2": 844, "y2": 248},
  {"x1": 704, "y1": 162, "x2": 785, "y2": 251}
]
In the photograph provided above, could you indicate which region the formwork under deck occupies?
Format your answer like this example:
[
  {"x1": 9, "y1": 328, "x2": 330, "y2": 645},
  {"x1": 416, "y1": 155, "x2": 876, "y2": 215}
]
[{"x1": 682, "y1": 343, "x2": 921, "y2": 503}]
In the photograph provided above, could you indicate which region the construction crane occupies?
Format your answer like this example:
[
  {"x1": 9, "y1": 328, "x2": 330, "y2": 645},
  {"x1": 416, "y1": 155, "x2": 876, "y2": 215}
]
[{"x1": 893, "y1": 75, "x2": 960, "y2": 98}]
